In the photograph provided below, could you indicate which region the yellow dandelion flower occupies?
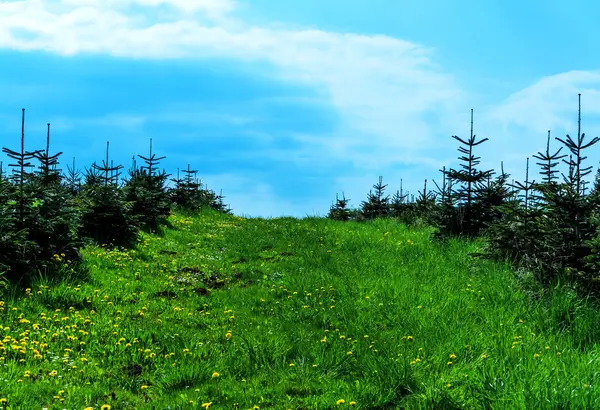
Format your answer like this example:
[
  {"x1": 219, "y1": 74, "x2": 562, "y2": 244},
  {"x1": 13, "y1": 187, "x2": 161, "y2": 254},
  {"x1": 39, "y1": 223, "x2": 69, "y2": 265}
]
[
  {"x1": 350, "y1": 402, "x2": 356, "y2": 406},
  {"x1": 336, "y1": 399, "x2": 345, "y2": 405},
  {"x1": 101, "y1": 405, "x2": 111, "y2": 410},
  {"x1": 211, "y1": 371, "x2": 220, "y2": 378},
  {"x1": 201, "y1": 403, "x2": 212, "y2": 409}
]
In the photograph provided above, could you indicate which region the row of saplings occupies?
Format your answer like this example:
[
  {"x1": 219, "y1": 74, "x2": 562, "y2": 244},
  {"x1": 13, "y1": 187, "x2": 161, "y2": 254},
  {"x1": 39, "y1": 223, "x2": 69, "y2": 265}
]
[
  {"x1": 329, "y1": 99, "x2": 600, "y2": 297},
  {"x1": 0, "y1": 120, "x2": 231, "y2": 286}
]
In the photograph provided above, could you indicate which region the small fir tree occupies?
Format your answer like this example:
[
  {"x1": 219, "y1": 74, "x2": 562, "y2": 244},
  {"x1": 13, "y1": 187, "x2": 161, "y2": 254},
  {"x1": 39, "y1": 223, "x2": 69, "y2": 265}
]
[
  {"x1": 328, "y1": 193, "x2": 351, "y2": 221},
  {"x1": 438, "y1": 109, "x2": 493, "y2": 237},
  {"x1": 360, "y1": 176, "x2": 390, "y2": 220},
  {"x1": 78, "y1": 142, "x2": 138, "y2": 247},
  {"x1": 124, "y1": 139, "x2": 172, "y2": 231}
]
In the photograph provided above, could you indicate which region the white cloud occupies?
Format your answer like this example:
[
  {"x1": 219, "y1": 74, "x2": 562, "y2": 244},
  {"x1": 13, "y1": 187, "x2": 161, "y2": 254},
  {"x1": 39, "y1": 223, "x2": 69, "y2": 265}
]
[
  {"x1": 0, "y1": 0, "x2": 464, "y2": 173},
  {"x1": 60, "y1": 0, "x2": 237, "y2": 18},
  {"x1": 487, "y1": 71, "x2": 600, "y2": 134},
  {"x1": 474, "y1": 71, "x2": 600, "y2": 188}
]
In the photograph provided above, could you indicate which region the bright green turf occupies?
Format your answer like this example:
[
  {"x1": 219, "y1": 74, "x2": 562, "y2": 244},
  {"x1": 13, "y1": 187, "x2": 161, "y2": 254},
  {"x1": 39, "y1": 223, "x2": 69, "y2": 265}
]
[{"x1": 1, "y1": 209, "x2": 600, "y2": 409}]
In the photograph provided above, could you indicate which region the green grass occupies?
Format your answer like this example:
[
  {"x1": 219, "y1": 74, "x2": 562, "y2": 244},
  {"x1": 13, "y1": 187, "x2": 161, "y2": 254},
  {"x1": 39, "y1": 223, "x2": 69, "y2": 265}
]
[{"x1": 2, "y1": 209, "x2": 600, "y2": 409}]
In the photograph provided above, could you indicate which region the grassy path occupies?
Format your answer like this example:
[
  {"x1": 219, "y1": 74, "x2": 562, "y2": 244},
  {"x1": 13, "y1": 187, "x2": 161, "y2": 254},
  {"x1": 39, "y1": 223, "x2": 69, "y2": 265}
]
[{"x1": 2, "y1": 210, "x2": 600, "y2": 409}]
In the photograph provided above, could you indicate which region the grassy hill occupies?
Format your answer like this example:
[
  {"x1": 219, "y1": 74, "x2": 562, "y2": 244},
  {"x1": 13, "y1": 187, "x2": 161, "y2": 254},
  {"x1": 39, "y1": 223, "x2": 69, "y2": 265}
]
[{"x1": 2, "y1": 210, "x2": 600, "y2": 409}]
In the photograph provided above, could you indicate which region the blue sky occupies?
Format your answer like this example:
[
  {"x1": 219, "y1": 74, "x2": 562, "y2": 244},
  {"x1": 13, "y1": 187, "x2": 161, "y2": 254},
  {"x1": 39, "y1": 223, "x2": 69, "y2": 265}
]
[{"x1": 1, "y1": 0, "x2": 600, "y2": 217}]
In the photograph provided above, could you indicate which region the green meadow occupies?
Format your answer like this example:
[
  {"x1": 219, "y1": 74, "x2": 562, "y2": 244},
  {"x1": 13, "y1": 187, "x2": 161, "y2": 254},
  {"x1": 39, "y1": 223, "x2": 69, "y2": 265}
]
[{"x1": 2, "y1": 209, "x2": 600, "y2": 409}]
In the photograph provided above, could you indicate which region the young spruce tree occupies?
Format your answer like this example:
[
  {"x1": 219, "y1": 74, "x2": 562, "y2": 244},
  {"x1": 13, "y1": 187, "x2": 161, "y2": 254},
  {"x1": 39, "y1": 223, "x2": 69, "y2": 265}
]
[
  {"x1": 360, "y1": 176, "x2": 390, "y2": 220},
  {"x1": 436, "y1": 109, "x2": 493, "y2": 238}
]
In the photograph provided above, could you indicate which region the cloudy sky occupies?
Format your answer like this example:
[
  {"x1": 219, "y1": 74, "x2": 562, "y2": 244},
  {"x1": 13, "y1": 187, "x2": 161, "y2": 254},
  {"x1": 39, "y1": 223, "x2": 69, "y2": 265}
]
[{"x1": 2, "y1": 0, "x2": 600, "y2": 217}]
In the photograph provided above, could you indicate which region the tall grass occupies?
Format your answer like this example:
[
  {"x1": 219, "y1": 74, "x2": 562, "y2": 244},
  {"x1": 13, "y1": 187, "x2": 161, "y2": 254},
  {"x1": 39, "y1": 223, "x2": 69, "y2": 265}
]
[{"x1": 1, "y1": 210, "x2": 600, "y2": 409}]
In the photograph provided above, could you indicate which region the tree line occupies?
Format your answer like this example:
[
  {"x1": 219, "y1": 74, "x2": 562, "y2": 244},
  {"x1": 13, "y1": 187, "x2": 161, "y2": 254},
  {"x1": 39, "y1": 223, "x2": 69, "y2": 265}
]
[
  {"x1": 0, "y1": 109, "x2": 231, "y2": 286},
  {"x1": 329, "y1": 94, "x2": 600, "y2": 295}
]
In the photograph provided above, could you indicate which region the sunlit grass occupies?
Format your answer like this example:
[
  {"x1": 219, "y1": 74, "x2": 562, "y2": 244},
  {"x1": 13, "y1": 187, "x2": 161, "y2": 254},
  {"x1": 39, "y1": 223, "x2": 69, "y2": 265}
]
[{"x1": 1, "y1": 210, "x2": 600, "y2": 408}]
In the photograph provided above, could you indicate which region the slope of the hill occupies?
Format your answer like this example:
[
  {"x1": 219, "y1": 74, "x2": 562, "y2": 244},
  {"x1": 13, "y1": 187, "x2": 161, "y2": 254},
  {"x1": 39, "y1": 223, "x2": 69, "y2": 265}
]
[{"x1": 1, "y1": 210, "x2": 600, "y2": 409}]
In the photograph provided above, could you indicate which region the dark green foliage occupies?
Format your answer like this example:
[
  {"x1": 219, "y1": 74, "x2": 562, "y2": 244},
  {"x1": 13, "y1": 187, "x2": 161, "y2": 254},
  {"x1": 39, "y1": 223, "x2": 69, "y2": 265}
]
[
  {"x1": 77, "y1": 143, "x2": 138, "y2": 247},
  {"x1": 483, "y1": 131, "x2": 566, "y2": 269},
  {"x1": 328, "y1": 192, "x2": 351, "y2": 221},
  {"x1": 64, "y1": 157, "x2": 82, "y2": 196},
  {"x1": 429, "y1": 167, "x2": 456, "y2": 233},
  {"x1": 0, "y1": 108, "x2": 230, "y2": 287},
  {"x1": 481, "y1": 95, "x2": 600, "y2": 291},
  {"x1": 583, "y1": 179, "x2": 600, "y2": 293},
  {"x1": 77, "y1": 183, "x2": 139, "y2": 248},
  {"x1": 92, "y1": 142, "x2": 123, "y2": 186},
  {"x1": 335, "y1": 94, "x2": 600, "y2": 297},
  {"x1": 170, "y1": 165, "x2": 203, "y2": 211},
  {"x1": 168, "y1": 165, "x2": 231, "y2": 214},
  {"x1": 507, "y1": 158, "x2": 535, "y2": 211},
  {"x1": 389, "y1": 179, "x2": 409, "y2": 219},
  {"x1": 82, "y1": 165, "x2": 104, "y2": 188},
  {"x1": 480, "y1": 160, "x2": 541, "y2": 266},
  {"x1": 535, "y1": 182, "x2": 595, "y2": 281},
  {"x1": 124, "y1": 168, "x2": 172, "y2": 231},
  {"x1": 0, "y1": 177, "x2": 35, "y2": 281},
  {"x1": 360, "y1": 176, "x2": 390, "y2": 220},
  {"x1": 18, "y1": 172, "x2": 83, "y2": 281},
  {"x1": 2, "y1": 109, "x2": 44, "y2": 224},
  {"x1": 435, "y1": 109, "x2": 493, "y2": 238},
  {"x1": 535, "y1": 95, "x2": 600, "y2": 285},
  {"x1": 1, "y1": 114, "x2": 81, "y2": 284},
  {"x1": 535, "y1": 130, "x2": 566, "y2": 186},
  {"x1": 123, "y1": 139, "x2": 172, "y2": 231},
  {"x1": 414, "y1": 179, "x2": 436, "y2": 220},
  {"x1": 35, "y1": 123, "x2": 62, "y2": 179},
  {"x1": 203, "y1": 188, "x2": 233, "y2": 214},
  {"x1": 474, "y1": 161, "x2": 519, "y2": 231}
]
